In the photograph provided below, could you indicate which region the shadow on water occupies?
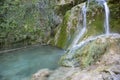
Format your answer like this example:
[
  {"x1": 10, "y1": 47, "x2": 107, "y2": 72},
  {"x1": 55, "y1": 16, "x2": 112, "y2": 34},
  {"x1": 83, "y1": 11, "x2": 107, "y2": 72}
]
[{"x1": 0, "y1": 45, "x2": 65, "y2": 80}]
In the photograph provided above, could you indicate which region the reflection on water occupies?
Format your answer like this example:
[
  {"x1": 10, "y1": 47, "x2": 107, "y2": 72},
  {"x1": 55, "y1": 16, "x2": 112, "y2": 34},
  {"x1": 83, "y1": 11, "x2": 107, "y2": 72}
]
[{"x1": 0, "y1": 45, "x2": 64, "y2": 80}]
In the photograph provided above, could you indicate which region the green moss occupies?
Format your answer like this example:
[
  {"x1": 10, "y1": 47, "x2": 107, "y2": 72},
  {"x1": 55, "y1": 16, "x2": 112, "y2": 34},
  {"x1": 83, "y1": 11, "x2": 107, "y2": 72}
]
[
  {"x1": 58, "y1": 0, "x2": 120, "y2": 68},
  {"x1": 75, "y1": 39, "x2": 108, "y2": 67},
  {"x1": 108, "y1": 1, "x2": 120, "y2": 33},
  {"x1": 110, "y1": 19, "x2": 120, "y2": 33},
  {"x1": 56, "y1": 11, "x2": 71, "y2": 48},
  {"x1": 83, "y1": 8, "x2": 104, "y2": 39},
  {"x1": 59, "y1": 53, "x2": 68, "y2": 66},
  {"x1": 89, "y1": 16, "x2": 104, "y2": 34},
  {"x1": 59, "y1": 38, "x2": 109, "y2": 67}
]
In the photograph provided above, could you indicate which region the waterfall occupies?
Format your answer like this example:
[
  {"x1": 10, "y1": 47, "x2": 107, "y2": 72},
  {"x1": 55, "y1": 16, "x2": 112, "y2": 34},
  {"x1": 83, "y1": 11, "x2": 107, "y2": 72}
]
[
  {"x1": 70, "y1": 0, "x2": 110, "y2": 50},
  {"x1": 73, "y1": 33, "x2": 120, "y2": 51},
  {"x1": 68, "y1": 3, "x2": 87, "y2": 50},
  {"x1": 82, "y1": 3, "x2": 87, "y2": 29},
  {"x1": 74, "y1": 0, "x2": 110, "y2": 49},
  {"x1": 65, "y1": 3, "x2": 88, "y2": 67},
  {"x1": 62, "y1": 0, "x2": 119, "y2": 68},
  {"x1": 103, "y1": 2, "x2": 110, "y2": 34},
  {"x1": 96, "y1": 0, "x2": 110, "y2": 34}
]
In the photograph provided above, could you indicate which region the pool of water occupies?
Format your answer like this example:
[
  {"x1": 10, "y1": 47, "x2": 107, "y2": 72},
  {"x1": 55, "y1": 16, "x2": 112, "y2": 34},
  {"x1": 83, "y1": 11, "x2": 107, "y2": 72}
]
[{"x1": 0, "y1": 45, "x2": 64, "y2": 80}]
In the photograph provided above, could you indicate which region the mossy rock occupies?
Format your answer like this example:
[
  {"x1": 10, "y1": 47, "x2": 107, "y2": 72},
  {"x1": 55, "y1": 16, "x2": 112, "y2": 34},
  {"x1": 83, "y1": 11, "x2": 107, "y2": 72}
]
[
  {"x1": 59, "y1": 35, "x2": 120, "y2": 67},
  {"x1": 54, "y1": 3, "x2": 85, "y2": 49},
  {"x1": 54, "y1": 11, "x2": 71, "y2": 48},
  {"x1": 75, "y1": 38, "x2": 109, "y2": 67},
  {"x1": 52, "y1": 1, "x2": 120, "y2": 49},
  {"x1": 108, "y1": 1, "x2": 120, "y2": 33},
  {"x1": 53, "y1": 2, "x2": 107, "y2": 49}
]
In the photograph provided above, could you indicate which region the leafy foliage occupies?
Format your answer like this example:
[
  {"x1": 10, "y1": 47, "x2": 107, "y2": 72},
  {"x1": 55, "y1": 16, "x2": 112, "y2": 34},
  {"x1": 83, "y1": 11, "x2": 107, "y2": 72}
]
[{"x1": 0, "y1": 0, "x2": 57, "y2": 49}]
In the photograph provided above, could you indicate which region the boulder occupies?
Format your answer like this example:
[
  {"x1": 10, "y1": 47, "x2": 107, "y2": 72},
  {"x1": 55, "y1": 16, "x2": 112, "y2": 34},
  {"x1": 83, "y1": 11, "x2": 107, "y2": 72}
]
[
  {"x1": 31, "y1": 69, "x2": 52, "y2": 80},
  {"x1": 60, "y1": 34, "x2": 120, "y2": 67}
]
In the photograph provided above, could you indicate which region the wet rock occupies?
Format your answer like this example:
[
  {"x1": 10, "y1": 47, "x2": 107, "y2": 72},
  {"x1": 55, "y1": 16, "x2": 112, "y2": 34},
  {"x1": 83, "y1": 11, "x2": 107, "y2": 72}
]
[
  {"x1": 50, "y1": 0, "x2": 120, "y2": 49},
  {"x1": 32, "y1": 34, "x2": 120, "y2": 80},
  {"x1": 60, "y1": 34, "x2": 120, "y2": 67},
  {"x1": 53, "y1": 3, "x2": 85, "y2": 49}
]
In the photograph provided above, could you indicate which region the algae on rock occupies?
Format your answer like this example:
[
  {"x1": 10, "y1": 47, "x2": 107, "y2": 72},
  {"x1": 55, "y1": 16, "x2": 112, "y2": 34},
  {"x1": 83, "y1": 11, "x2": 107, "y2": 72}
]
[
  {"x1": 60, "y1": 35, "x2": 120, "y2": 67},
  {"x1": 51, "y1": 0, "x2": 120, "y2": 49},
  {"x1": 53, "y1": 3, "x2": 85, "y2": 49}
]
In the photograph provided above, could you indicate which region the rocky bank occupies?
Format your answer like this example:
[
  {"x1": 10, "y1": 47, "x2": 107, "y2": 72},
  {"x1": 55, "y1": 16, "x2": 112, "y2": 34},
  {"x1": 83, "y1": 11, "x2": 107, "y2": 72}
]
[
  {"x1": 32, "y1": 34, "x2": 120, "y2": 80},
  {"x1": 31, "y1": 0, "x2": 120, "y2": 80}
]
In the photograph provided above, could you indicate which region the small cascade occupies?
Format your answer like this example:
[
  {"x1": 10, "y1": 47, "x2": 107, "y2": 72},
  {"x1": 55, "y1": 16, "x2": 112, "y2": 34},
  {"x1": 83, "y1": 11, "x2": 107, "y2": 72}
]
[
  {"x1": 68, "y1": 3, "x2": 87, "y2": 50},
  {"x1": 70, "y1": 0, "x2": 110, "y2": 50},
  {"x1": 96, "y1": 0, "x2": 110, "y2": 34},
  {"x1": 103, "y1": 2, "x2": 110, "y2": 34},
  {"x1": 65, "y1": 3, "x2": 88, "y2": 67},
  {"x1": 73, "y1": 33, "x2": 120, "y2": 52},
  {"x1": 65, "y1": 0, "x2": 112, "y2": 67}
]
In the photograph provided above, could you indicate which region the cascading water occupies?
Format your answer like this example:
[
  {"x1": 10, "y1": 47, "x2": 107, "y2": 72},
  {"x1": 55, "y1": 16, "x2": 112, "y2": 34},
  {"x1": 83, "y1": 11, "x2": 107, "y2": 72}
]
[
  {"x1": 103, "y1": 1, "x2": 110, "y2": 34},
  {"x1": 70, "y1": 0, "x2": 110, "y2": 50},
  {"x1": 68, "y1": 3, "x2": 87, "y2": 50},
  {"x1": 96, "y1": 0, "x2": 110, "y2": 34},
  {"x1": 65, "y1": 0, "x2": 111, "y2": 67},
  {"x1": 65, "y1": 3, "x2": 88, "y2": 67}
]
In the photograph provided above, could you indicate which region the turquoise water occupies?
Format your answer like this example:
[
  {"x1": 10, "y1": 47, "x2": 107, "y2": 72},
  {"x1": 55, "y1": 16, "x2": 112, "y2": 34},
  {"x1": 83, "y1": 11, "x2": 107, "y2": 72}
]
[{"x1": 0, "y1": 45, "x2": 64, "y2": 80}]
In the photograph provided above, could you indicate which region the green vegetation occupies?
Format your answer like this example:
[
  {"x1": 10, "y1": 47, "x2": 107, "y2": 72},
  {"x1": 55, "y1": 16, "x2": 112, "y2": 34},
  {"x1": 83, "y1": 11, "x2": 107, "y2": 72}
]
[
  {"x1": 59, "y1": 38, "x2": 109, "y2": 67},
  {"x1": 109, "y1": 1, "x2": 120, "y2": 33},
  {"x1": 77, "y1": 40, "x2": 108, "y2": 67},
  {"x1": 56, "y1": 11, "x2": 70, "y2": 48},
  {"x1": 0, "y1": 0, "x2": 56, "y2": 49},
  {"x1": 0, "y1": 0, "x2": 120, "y2": 50}
]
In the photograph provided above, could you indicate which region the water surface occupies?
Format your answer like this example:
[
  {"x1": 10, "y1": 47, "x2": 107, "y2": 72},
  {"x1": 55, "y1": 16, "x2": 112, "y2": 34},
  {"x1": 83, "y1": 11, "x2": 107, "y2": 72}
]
[{"x1": 0, "y1": 45, "x2": 64, "y2": 80}]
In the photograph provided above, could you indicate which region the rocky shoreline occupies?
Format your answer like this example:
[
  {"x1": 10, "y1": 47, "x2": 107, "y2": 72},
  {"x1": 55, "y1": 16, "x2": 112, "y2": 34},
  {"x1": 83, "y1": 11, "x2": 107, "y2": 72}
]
[{"x1": 31, "y1": 34, "x2": 120, "y2": 80}]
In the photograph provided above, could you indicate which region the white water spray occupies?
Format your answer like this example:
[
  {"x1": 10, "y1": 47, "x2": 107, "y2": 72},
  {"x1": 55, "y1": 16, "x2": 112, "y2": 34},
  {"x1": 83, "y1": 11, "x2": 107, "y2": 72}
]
[
  {"x1": 96, "y1": 0, "x2": 110, "y2": 34},
  {"x1": 82, "y1": 3, "x2": 87, "y2": 29},
  {"x1": 74, "y1": 0, "x2": 111, "y2": 48},
  {"x1": 63, "y1": 0, "x2": 119, "y2": 68},
  {"x1": 70, "y1": 0, "x2": 110, "y2": 49},
  {"x1": 66, "y1": 3, "x2": 88, "y2": 67},
  {"x1": 68, "y1": 3, "x2": 87, "y2": 49},
  {"x1": 103, "y1": 2, "x2": 110, "y2": 34}
]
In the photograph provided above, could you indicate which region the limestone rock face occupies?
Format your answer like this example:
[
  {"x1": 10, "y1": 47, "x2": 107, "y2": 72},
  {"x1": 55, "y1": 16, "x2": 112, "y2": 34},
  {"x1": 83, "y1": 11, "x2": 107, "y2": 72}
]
[
  {"x1": 52, "y1": 3, "x2": 85, "y2": 49},
  {"x1": 50, "y1": 2, "x2": 104, "y2": 49},
  {"x1": 60, "y1": 34, "x2": 120, "y2": 67},
  {"x1": 49, "y1": 0, "x2": 120, "y2": 49}
]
